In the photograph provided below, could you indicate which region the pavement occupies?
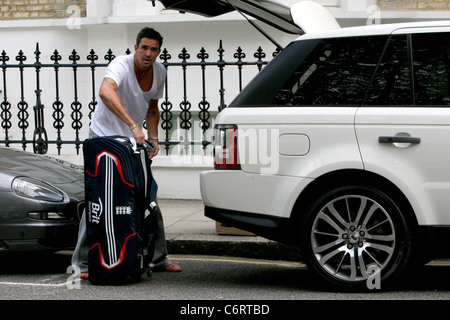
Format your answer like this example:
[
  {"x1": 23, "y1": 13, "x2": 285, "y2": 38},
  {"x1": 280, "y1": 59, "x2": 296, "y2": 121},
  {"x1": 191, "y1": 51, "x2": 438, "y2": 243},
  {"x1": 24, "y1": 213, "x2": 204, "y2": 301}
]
[{"x1": 158, "y1": 199, "x2": 302, "y2": 262}]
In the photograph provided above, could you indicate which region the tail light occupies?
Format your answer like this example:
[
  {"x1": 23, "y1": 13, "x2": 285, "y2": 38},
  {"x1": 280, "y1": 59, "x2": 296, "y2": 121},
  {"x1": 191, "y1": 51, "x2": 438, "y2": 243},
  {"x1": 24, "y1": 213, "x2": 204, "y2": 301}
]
[{"x1": 213, "y1": 125, "x2": 240, "y2": 169}]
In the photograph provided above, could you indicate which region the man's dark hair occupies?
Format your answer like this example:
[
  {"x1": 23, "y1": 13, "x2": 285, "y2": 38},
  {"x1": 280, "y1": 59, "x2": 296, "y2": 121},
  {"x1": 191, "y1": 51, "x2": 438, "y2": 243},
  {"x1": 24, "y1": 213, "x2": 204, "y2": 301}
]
[{"x1": 136, "y1": 27, "x2": 163, "y2": 48}]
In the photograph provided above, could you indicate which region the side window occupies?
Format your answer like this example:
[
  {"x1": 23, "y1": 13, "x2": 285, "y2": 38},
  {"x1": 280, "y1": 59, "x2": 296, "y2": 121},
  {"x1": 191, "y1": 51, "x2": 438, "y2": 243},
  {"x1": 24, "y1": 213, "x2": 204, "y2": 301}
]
[
  {"x1": 364, "y1": 35, "x2": 410, "y2": 105},
  {"x1": 272, "y1": 36, "x2": 387, "y2": 106},
  {"x1": 412, "y1": 32, "x2": 450, "y2": 105}
]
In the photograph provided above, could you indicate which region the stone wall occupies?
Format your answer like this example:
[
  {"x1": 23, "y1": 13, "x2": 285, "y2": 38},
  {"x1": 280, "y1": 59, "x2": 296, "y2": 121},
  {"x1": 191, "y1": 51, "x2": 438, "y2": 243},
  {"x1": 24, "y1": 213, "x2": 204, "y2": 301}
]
[
  {"x1": 0, "y1": 0, "x2": 86, "y2": 19},
  {"x1": 378, "y1": 0, "x2": 450, "y2": 10}
]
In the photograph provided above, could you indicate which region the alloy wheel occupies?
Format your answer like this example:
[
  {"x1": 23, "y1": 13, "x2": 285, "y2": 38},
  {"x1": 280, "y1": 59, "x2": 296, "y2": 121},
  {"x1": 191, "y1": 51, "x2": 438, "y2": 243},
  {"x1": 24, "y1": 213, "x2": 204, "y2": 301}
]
[{"x1": 310, "y1": 194, "x2": 396, "y2": 282}]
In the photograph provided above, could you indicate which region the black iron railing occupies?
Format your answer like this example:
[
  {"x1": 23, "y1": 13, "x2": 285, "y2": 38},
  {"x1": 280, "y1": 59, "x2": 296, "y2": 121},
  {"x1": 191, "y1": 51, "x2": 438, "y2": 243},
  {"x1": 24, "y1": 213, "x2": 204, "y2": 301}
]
[{"x1": 0, "y1": 41, "x2": 277, "y2": 155}]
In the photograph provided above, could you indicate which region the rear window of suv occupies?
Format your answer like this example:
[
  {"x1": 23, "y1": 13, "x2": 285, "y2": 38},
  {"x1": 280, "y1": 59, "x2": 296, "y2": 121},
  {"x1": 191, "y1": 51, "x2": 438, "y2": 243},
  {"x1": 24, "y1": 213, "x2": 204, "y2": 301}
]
[
  {"x1": 233, "y1": 32, "x2": 450, "y2": 108},
  {"x1": 272, "y1": 35, "x2": 387, "y2": 106}
]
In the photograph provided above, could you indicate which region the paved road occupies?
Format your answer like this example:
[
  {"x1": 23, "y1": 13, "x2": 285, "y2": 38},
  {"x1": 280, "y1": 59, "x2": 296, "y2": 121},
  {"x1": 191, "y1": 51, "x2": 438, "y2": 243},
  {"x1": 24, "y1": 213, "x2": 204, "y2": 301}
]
[{"x1": 1, "y1": 251, "x2": 450, "y2": 301}]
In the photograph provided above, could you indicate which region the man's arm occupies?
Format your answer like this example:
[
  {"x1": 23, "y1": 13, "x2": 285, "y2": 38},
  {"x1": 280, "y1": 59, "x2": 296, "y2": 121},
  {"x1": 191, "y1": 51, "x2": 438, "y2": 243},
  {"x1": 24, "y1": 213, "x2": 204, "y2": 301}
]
[
  {"x1": 99, "y1": 77, "x2": 146, "y2": 144},
  {"x1": 146, "y1": 99, "x2": 160, "y2": 158}
]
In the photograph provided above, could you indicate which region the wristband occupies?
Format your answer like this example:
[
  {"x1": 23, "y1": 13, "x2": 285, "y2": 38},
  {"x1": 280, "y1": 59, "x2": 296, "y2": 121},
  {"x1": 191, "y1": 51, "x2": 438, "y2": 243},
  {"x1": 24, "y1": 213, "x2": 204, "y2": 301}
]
[
  {"x1": 129, "y1": 123, "x2": 138, "y2": 130},
  {"x1": 148, "y1": 137, "x2": 158, "y2": 141}
]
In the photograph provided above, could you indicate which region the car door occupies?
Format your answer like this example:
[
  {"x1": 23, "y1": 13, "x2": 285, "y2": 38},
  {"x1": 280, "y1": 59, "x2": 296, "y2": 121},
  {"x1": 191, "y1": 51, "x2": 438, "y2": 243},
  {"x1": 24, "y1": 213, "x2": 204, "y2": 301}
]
[{"x1": 355, "y1": 28, "x2": 450, "y2": 226}]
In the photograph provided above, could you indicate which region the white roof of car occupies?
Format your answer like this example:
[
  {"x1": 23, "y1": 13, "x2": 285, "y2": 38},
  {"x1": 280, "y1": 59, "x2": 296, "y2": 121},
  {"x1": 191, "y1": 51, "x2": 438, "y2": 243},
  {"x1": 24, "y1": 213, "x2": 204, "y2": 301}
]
[{"x1": 295, "y1": 19, "x2": 450, "y2": 41}]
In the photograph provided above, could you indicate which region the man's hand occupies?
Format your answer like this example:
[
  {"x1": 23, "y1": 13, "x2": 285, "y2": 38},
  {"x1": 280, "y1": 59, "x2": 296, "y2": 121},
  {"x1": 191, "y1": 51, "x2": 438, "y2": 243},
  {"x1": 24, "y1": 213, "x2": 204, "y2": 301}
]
[
  {"x1": 147, "y1": 139, "x2": 159, "y2": 158},
  {"x1": 146, "y1": 99, "x2": 160, "y2": 158},
  {"x1": 131, "y1": 126, "x2": 146, "y2": 146}
]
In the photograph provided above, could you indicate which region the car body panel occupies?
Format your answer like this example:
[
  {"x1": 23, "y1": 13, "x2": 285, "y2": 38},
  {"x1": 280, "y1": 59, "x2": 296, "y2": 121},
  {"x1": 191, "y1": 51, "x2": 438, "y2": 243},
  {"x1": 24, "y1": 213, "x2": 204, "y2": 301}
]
[
  {"x1": 209, "y1": 105, "x2": 450, "y2": 227},
  {"x1": 158, "y1": 0, "x2": 339, "y2": 34},
  {"x1": 202, "y1": 106, "x2": 364, "y2": 220},
  {"x1": 290, "y1": 0, "x2": 339, "y2": 33},
  {"x1": 355, "y1": 107, "x2": 450, "y2": 226},
  {"x1": 158, "y1": 0, "x2": 235, "y2": 17},
  {"x1": 214, "y1": 106, "x2": 363, "y2": 178},
  {"x1": 0, "y1": 147, "x2": 83, "y2": 186},
  {"x1": 200, "y1": 169, "x2": 311, "y2": 219},
  {"x1": 0, "y1": 147, "x2": 84, "y2": 252}
]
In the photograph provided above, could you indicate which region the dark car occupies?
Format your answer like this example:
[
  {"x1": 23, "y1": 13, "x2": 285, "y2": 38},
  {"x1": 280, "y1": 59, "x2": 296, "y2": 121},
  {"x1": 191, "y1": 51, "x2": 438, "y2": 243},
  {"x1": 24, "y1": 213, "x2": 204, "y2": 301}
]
[{"x1": 0, "y1": 147, "x2": 84, "y2": 252}]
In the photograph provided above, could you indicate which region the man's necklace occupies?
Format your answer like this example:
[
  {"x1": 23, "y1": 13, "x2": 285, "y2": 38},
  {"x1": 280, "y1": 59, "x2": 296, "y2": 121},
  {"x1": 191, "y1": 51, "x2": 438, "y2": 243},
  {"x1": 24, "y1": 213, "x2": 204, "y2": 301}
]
[{"x1": 134, "y1": 62, "x2": 150, "y2": 78}]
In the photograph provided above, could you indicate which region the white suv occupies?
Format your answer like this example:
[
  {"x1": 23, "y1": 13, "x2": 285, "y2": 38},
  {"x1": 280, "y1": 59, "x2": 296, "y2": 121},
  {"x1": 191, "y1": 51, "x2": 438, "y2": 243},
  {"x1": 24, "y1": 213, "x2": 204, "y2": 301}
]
[{"x1": 160, "y1": 0, "x2": 450, "y2": 289}]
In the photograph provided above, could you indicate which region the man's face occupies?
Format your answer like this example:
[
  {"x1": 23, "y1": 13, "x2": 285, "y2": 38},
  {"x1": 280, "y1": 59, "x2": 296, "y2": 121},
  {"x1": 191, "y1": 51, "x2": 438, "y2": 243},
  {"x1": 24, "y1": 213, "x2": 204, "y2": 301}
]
[{"x1": 134, "y1": 37, "x2": 161, "y2": 70}]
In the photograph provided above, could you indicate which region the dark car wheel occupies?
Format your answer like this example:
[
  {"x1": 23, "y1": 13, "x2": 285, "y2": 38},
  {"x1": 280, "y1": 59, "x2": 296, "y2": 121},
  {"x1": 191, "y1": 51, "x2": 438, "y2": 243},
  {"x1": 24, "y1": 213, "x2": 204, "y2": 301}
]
[{"x1": 299, "y1": 185, "x2": 412, "y2": 290}]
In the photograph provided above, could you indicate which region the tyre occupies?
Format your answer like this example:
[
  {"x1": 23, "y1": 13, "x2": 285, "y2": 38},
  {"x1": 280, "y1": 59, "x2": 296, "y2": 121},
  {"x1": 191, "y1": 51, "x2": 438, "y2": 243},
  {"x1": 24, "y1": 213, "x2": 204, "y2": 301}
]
[{"x1": 299, "y1": 185, "x2": 412, "y2": 290}]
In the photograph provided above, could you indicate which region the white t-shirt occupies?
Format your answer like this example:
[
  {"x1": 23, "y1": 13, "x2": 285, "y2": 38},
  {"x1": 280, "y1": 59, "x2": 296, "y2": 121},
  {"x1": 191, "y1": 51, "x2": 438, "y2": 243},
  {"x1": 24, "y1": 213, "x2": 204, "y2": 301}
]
[{"x1": 90, "y1": 54, "x2": 166, "y2": 137}]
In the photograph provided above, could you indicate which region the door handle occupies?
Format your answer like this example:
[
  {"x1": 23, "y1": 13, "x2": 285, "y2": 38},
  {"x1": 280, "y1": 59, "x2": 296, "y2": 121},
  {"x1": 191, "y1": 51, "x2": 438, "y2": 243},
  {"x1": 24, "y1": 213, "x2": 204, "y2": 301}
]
[{"x1": 379, "y1": 136, "x2": 421, "y2": 144}]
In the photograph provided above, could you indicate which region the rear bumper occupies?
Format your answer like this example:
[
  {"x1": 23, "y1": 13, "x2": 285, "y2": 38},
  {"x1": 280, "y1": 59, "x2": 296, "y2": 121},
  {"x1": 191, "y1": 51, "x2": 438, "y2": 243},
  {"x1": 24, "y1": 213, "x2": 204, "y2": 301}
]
[
  {"x1": 200, "y1": 170, "x2": 312, "y2": 220},
  {"x1": 418, "y1": 225, "x2": 450, "y2": 259},
  {"x1": 205, "y1": 206, "x2": 294, "y2": 244}
]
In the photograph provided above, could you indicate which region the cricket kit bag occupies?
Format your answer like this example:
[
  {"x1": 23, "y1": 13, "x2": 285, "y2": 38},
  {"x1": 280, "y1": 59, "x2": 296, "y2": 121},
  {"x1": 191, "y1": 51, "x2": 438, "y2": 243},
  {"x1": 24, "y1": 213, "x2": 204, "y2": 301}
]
[{"x1": 83, "y1": 136, "x2": 158, "y2": 285}]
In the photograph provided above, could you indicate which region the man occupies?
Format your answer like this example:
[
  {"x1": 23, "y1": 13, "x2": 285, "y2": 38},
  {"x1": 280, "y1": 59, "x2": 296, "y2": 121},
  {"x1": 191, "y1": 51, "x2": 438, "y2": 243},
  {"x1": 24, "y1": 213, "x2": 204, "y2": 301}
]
[
  {"x1": 71, "y1": 27, "x2": 181, "y2": 279},
  {"x1": 91, "y1": 27, "x2": 162, "y2": 151}
]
